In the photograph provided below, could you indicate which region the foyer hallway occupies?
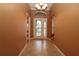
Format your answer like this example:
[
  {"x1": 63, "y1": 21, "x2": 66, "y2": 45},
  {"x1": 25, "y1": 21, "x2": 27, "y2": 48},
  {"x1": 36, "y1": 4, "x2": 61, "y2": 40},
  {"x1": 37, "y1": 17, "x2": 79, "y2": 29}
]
[
  {"x1": 19, "y1": 40, "x2": 63, "y2": 56},
  {"x1": 1, "y1": 3, "x2": 79, "y2": 56}
]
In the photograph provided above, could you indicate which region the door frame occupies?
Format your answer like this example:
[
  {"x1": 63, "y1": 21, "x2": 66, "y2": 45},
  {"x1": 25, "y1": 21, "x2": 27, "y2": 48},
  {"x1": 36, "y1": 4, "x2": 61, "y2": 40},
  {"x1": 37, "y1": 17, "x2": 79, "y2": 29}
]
[{"x1": 33, "y1": 18, "x2": 47, "y2": 39}]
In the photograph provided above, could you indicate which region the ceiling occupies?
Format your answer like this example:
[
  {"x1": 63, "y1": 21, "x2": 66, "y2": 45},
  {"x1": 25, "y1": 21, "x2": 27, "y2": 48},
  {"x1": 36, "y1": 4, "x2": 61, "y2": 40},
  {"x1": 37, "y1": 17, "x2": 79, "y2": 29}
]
[{"x1": 29, "y1": 3, "x2": 53, "y2": 10}]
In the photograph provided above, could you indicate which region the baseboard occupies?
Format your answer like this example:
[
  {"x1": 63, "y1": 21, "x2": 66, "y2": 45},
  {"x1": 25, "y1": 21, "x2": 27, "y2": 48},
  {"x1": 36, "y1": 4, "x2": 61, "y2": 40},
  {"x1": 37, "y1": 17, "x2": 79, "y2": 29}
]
[
  {"x1": 53, "y1": 44, "x2": 65, "y2": 56},
  {"x1": 18, "y1": 43, "x2": 27, "y2": 56}
]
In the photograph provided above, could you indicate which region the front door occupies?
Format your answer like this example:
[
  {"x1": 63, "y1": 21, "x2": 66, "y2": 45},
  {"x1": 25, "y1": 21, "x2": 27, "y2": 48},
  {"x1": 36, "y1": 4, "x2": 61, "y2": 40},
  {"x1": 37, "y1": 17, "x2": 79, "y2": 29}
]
[{"x1": 34, "y1": 18, "x2": 47, "y2": 39}]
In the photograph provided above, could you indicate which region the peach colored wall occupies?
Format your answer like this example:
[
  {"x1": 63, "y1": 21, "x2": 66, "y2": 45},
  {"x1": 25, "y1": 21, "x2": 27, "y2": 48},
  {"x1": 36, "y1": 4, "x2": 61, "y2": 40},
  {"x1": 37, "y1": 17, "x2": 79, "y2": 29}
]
[
  {"x1": 53, "y1": 4, "x2": 79, "y2": 55},
  {"x1": 0, "y1": 4, "x2": 30, "y2": 56},
  {"x1": 30, "y1": 10, "x2": 34, "y2": 38},
  {"x1": 47, "y1": 10, "x2": 52, "y2": 38}
]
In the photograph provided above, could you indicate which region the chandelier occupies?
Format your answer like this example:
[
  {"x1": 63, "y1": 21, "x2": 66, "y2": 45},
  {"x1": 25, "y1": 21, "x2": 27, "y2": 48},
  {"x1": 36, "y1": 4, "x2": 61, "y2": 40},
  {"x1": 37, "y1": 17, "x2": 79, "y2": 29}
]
[{"x1": 35, "y1": 3, "x2": 48, "y2": 10}]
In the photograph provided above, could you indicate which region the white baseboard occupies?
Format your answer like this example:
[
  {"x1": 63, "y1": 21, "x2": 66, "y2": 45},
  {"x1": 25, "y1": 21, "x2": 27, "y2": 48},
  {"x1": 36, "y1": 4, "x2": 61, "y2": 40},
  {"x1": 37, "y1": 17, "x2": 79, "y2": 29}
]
[
  {"x1": 53, "y1": 44, "x2": 65, "y2": 56},
  {"x1": 18, "y1": 43, "x2": 27, "y2": 56}
]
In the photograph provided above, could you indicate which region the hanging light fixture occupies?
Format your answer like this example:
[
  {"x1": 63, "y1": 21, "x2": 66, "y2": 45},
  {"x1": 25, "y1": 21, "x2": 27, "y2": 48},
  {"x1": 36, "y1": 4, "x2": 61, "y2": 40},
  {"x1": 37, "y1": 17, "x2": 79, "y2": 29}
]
[
  {"x1": 42, "y1": 4, "x2": 47, "y2": 9},
  {"x1": 35, "y1": 3, "x2": 48, "y2": 10},
  {"x1": 35, "y1": 4, "x2": 41, "y2": 9}
]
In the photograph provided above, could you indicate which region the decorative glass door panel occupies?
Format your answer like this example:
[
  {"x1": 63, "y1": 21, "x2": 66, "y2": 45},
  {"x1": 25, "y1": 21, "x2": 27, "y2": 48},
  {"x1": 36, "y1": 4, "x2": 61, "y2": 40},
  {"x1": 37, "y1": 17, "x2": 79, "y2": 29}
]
[
  {"x1": 36, "y1": 20, "x2": 42, "y2": 37},
  {"x1": 44, "y1": 20, "x2": 47, "y2": 37},
  {"x1": 34, "y1": 18, "x2": 47, "y2": 38}
]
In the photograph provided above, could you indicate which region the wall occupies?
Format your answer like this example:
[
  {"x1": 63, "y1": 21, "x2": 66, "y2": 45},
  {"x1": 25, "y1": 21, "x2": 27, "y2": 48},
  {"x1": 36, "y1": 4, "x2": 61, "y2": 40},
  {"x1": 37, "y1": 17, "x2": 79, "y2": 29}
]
[
  {"x1": 30, "y1": 10, "x2": 34, "y2": 38},
  {"x1": 52, "y1": 4, "x2": 79, "y2": 55},
  {"x1": 0, "y1": 4, "x2": 30, "y2": 56},
  {"x1": 47, "y1": 10, "x2": 52, "y2": 38}
]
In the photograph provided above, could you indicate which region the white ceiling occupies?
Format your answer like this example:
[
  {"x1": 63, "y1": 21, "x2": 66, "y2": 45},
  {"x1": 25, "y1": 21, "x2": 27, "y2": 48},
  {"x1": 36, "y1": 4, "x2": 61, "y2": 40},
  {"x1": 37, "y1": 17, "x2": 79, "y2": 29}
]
[{"x1": 29, "y1": 3, "x2": 53, "y2": 10}]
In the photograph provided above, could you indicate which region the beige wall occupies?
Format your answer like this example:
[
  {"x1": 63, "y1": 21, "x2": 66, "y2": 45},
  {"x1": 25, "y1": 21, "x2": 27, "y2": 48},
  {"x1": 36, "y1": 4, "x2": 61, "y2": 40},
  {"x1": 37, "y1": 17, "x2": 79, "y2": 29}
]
[
  {"x1": 0, "y1": 4, "x2": 30, "y2": 56},
  {"x1": 47, "y1": 10, "x2": 52, "y2": 38},
  {"x1": 52, "y1": 4, "x2": 79, "y2": 55}
]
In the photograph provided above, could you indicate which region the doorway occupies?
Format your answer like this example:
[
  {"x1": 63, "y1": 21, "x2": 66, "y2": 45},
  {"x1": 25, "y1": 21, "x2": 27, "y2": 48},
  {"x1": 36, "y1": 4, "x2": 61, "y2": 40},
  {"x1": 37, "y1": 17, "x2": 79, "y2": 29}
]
[{"x1": 34, "y1": 18, "x2": 47, "y2": 39}]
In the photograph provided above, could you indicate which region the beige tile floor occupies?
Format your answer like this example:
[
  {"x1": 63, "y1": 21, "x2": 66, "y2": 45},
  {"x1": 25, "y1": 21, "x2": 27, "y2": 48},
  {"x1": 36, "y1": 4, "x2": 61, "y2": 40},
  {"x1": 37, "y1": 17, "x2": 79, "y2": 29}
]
[{"x1": 20, "y1": 39, "x2": 64, "y2": 56}]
